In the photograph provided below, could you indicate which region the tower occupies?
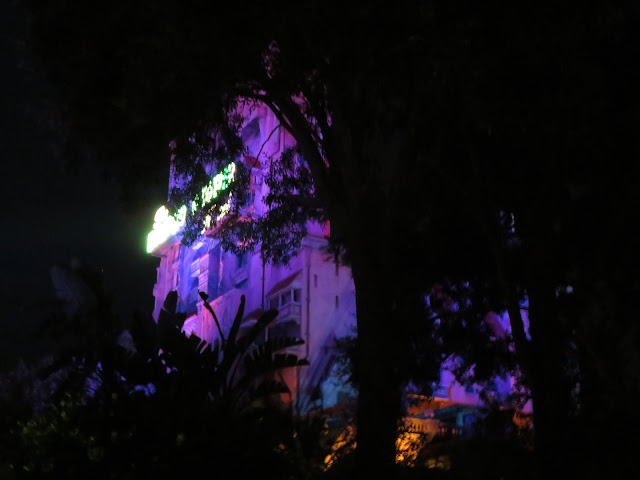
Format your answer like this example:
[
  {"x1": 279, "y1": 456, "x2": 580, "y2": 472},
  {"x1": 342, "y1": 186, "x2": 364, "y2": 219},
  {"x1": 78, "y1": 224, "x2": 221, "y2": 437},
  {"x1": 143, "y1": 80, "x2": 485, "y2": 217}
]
[{"x1": 147, "y1": 105, "x2": 357, "y2": 413}]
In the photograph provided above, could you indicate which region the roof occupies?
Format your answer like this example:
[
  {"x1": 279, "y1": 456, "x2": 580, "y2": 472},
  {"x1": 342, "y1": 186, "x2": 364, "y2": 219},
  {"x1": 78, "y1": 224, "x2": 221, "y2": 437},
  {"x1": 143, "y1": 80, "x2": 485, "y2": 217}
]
[
  {"x1": 242, "y1": 308, "x2": 264, "y2": 324},
  {"x1": 266, "y1": 269, "x2": 303, "y2": 298},
  {"x1": 243, "y1": 155, "x2": 261, "y2": 169}
]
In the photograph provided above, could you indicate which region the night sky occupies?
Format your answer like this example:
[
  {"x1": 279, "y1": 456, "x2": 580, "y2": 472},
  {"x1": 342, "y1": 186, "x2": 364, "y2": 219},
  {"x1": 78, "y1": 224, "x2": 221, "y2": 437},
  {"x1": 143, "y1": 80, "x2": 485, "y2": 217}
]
[{"x1": 1, "y1": 3, "x2": 162, "y2": 361}]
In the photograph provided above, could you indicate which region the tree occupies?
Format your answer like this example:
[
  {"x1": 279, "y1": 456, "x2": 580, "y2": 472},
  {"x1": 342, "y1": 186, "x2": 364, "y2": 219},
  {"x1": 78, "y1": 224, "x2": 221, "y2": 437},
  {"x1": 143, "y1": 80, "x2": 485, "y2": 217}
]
[{"x1": 21, "y1": 0, "x2": 640, "y2": 476}]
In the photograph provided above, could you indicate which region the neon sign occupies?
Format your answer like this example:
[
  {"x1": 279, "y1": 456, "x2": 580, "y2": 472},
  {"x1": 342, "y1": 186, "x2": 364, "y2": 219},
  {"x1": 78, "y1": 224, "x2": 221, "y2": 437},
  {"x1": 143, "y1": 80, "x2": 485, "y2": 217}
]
[{"x1": 146, "y1": 163, "x2": 236, "y2": 253}]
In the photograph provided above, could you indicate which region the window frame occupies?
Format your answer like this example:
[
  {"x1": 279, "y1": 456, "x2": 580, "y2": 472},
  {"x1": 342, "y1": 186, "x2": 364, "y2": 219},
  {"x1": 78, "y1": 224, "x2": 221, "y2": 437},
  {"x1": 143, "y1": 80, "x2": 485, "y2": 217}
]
[{"x1": 268, "y1": 287, "x2": 303, "y2": 309}]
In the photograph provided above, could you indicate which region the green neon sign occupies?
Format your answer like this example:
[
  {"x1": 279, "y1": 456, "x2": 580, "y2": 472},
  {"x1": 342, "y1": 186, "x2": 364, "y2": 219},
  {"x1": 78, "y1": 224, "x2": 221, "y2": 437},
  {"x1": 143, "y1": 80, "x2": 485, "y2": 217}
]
[{"x1": 146, "y1": 162, "x2": 236, "y2": 253}]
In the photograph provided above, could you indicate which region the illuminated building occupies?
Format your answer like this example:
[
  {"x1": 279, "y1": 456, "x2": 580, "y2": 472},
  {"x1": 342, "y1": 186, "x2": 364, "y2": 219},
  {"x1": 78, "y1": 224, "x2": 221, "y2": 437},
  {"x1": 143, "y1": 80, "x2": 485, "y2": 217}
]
[
  {"x1": 148, "y1": 104, "x2": 356, "y2": 412},
  {"x1": 147, "y1": 104, "x2": 530, "y2": 424}
]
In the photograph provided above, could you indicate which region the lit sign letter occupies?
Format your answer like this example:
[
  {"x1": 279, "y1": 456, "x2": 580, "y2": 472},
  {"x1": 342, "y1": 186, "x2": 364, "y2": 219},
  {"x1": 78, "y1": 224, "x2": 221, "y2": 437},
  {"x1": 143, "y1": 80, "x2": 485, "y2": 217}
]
[{"x1": 146, "y1": 162, "x2": 236, "y2": 253}]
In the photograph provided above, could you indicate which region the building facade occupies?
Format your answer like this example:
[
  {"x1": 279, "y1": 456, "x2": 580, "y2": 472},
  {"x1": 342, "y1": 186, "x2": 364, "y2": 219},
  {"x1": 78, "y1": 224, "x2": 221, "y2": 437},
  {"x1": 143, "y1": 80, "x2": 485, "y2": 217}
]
[{"x1": 148, "y1": 104, "x2": 357, "y2": 413}]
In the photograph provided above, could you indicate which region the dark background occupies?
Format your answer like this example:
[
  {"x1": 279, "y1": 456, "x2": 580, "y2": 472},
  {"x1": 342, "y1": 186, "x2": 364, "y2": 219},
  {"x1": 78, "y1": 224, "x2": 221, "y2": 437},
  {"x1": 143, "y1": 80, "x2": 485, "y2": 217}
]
[{"x1": 1, "y1": 1, "x2": 163, "y2": 361}]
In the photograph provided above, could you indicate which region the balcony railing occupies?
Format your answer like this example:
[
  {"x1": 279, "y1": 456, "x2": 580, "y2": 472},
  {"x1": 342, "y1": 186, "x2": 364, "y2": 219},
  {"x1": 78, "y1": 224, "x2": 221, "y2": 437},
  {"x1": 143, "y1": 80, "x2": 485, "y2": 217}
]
[
  {"x1": 402, "y1": 417, "x2": 441, "y2": 436},
  {"x1": 275, "y1": 302, "x2": 302, "y2": 324},
  {"x1": 231, "y1": 266, "x2": 248, "y2": 286}
]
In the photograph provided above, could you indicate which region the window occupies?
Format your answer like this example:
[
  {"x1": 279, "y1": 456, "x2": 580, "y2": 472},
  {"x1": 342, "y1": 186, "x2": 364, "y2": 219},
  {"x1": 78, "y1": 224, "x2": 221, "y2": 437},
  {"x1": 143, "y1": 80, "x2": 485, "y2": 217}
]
[
  {"x1": 280, "y1": 291, "x2": 292, "y2": 306},
  {"x1": 335, "y1": 295, "x2": 339, "y2": 309},
  {"x1": 268, "y1": 288, "x2": 302, "y2": 310},
  {"x1": 241, "y1": 117, "x2": 261, "y2": 154},
  {"x1": 231, "y1": 252, "x2": 248, "y2": 287},
  {"x1": 237, "y1": 252, "x2": 248, "y2": 269},
  {"x1": 314, "y1": 274, "x2": 318, "y2": 288},
  {"x1": 190, "y1": 259, "x2": 200, "y2": 276}
]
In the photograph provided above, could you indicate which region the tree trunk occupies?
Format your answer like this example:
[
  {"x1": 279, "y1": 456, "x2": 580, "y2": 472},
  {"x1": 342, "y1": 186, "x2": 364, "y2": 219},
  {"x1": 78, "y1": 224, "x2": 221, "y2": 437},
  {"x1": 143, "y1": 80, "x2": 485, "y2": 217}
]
[
  {"x1": 351, "y1": 258, "x2": 403, "y2": 478},
  {"x1": 527, "y1": 274, "x2": 575, "y2": 478}
]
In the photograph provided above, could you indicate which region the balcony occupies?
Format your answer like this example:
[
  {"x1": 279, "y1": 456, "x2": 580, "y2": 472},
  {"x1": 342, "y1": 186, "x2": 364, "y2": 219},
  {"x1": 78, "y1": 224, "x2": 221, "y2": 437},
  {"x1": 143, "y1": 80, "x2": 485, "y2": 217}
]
[
  {"x1": 231, "y1": 265, "x2": 248, "y2": 287},
  {"x1": 268, "y1": 316, "x2": 302, "y2": 355},
  {"x1": 274, "y1": 302, "x2": 302, "y2": 324}
]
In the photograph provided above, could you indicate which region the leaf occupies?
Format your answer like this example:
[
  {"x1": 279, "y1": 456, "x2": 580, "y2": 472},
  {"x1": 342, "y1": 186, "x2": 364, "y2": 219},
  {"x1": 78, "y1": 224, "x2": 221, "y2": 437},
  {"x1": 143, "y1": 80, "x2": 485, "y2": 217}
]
[
  {"x1": 157, "y1": 309, "x2": 180, "y2": 354},
  {"x1": 130, "y1": 310, "x2": 158, "y2": 358},
  {"x1": 163, "y1": 291, "x2": 178, "y2": 314},
  {"x1": 174, "y1": 312, "x2": 187, "y2": 331},
  {"x1": 226, "y1": 295, "x2": 246, "y2": 350},
  {"x1": 268, "y1": 336, "x2": 305, "y2": 353},
  {"x1": 236, "y1": 309, "x2": 278, "y2": 352},
  {"x1": 241, "y1": 340, "x2": 307, "y2": 380},
  {"x1": 201, "y1": 297, "x2": 225, "y2": 344}
]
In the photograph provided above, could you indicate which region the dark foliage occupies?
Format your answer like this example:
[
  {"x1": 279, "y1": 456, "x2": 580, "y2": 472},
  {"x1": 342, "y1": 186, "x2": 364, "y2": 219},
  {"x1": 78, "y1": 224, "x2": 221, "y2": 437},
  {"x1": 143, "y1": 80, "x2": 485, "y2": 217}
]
[{"x1": 1, "y1": 264, "x2": 319, "y2": 478}]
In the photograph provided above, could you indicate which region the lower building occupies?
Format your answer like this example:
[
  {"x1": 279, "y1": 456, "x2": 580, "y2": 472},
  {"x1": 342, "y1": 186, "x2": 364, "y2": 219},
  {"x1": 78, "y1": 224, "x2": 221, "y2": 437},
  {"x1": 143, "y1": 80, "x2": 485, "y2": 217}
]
[{"x1": 150, "y1": 220, "x2": 357, "y2": 413}]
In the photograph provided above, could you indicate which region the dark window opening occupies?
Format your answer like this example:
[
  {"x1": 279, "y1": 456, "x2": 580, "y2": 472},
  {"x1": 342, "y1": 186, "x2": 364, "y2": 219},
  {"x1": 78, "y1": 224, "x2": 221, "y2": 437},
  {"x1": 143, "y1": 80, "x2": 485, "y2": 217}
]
[
  {"x1": 237, "y1": 252, "x2": 248, "y2": 269},
  {"x1": 280, "y1": 291, "x2": 292, "y2": 306}
]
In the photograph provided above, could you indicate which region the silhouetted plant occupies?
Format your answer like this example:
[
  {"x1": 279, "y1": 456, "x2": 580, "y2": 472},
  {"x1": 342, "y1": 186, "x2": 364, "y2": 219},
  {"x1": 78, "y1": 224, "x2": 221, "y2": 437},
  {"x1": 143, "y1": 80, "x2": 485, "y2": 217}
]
[{"x1": 5, "y1": 282, "x2": 313, "y2": 478}]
